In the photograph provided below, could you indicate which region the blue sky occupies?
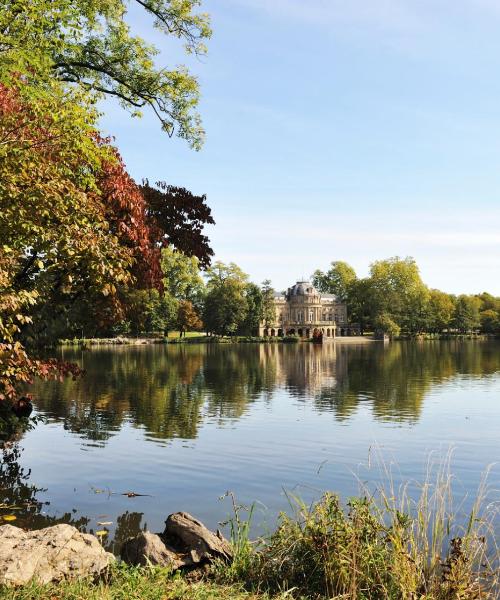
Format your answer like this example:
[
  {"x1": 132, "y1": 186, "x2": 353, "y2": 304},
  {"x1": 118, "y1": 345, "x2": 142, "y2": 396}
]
[{"x1": 100, "y1": 0, "x2": 500, "y2": 294}]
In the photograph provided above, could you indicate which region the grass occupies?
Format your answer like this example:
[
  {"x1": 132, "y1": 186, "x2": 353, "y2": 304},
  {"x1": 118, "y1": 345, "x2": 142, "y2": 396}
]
[
  {"x1": 220, "y1": 456, "x2": 500, "y2": 599},
  {"x1": 0, "y1": 564, "x2": 294, "y2": 600},
  {"x1": 1, "y1": 458, "x2": 499, "y2": 599}
]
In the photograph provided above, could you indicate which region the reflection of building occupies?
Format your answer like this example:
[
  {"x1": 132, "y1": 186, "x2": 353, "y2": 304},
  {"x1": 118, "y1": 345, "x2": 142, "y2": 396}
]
[
  {"x1": 259, "y1": 281, "x2": 351, "y2": 339},
  {"x1": 256, "y1": 342, "x2": 348, "y2": 398}
]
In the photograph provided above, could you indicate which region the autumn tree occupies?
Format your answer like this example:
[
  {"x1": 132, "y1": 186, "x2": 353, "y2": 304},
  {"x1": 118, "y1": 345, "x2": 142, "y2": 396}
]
[
  {"x1": 177, "y1": 300, "x2": 202, "y2": 337},
  {"x1": 0, "y1": 82, "x2": 130, "y2": 400}
]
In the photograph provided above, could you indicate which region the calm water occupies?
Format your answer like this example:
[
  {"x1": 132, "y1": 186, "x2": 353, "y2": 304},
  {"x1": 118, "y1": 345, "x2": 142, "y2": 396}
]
[{"x1": 1, "y1": 340, "x2": 500, "y2": 553}]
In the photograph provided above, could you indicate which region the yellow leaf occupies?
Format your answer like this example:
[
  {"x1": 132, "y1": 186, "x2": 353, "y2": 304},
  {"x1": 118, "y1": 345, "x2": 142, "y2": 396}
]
[{"x1": 2, "y1": 515, "x2": 16, "y2": 522}]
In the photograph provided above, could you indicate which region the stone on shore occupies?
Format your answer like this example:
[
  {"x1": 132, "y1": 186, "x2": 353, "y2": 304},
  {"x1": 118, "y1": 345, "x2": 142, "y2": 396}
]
[
  {"x1": 121, "y1": 512, "x2": 233, "y2": 570},
  {"x1": 120, "y1": 531, "x2": 187, "y2": 569},
  {"x1": 0, "y1": 524, "x2": 115, "y2": 586},
  {"x1": 163, "y1": 512, "x2": 233, "y2": 564}
]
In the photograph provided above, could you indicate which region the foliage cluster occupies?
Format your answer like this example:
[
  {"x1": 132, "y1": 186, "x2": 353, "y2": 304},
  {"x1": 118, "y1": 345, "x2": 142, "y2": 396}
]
[
  {"x1": 313, "y1": 258, "x2": 500, "y2": 337},
  {"x1": 0, "y1": 0, "x2": 215, "y2": 405}
]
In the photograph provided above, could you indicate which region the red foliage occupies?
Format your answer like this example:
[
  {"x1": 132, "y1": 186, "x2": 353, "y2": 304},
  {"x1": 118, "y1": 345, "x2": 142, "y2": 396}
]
[
  {"x1": 98, "y1": 151, "x2": 163, "y2": 291},
  {"x1": 141, "y1": 181, "x2": 215, "y2": 269}
]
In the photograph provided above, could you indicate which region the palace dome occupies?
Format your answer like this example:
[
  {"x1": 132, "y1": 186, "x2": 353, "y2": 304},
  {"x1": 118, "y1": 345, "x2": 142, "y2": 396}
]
[{"x1": 288, "y1": 281, "x2": 318, "y2": 296}]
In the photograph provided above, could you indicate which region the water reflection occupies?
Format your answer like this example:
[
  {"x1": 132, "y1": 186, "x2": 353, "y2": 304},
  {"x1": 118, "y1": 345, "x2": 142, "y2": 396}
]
[
  {"x1": 0, "y1": 443, "x2": 89, "y2": 531},
  {"x1": 29, "y1": 340, "x2": 500, "y2": 443},
  {"x1": 1, "y1": 340, "x2": 499, "y2": 551}
]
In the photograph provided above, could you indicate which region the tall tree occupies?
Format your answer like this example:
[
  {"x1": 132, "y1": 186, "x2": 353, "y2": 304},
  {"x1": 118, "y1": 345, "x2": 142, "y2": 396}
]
[
  {"x1": 369, "y1": 256, "x2": 430, "y2": 334},
  {"x1": 453, "y1": 295, "x2": 481, "y2": 333},
  {"x1": 239, "y1": 283, "x2": 263, "y2": 336},
  {"x1": 261, "y1": 279, "x2": 276, "y2": 328},
  {"x1": 0, "y1": 0, "x2": 211, "y2": 147},
  {"x1": 427, "y1": 289, "x2": 455, "y2": 333},
  {"x1": 202, "y1": 262, "x2": 248, "y2": 335}
]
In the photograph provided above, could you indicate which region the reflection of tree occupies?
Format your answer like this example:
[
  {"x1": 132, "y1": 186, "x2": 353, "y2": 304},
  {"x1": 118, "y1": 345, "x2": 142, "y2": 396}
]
[
  {"x1": 0, "y1": 443, "x2": 148, "y2": 552},
  {"x1": 30, "y1": 341, "x2": 500, "y2": 443},
  {"x1": 0, "y1": 443, "x2": 89, "y2": 531},
  {"x1": 107, "y1": 511, "x2": 146, "y2": 555},
  {"x1": 316, "y1": 340, "x2": 500, "y2": 423}
]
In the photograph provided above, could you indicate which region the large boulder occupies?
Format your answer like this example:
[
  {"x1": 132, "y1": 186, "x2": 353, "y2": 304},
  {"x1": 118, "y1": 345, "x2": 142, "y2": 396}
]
[
  {"x1": 0, "y1": 524, "x2": 114, "y2": 586},
  {"x1": 163, "y1": 512, "x2": 233, "y2": 564},
  {"x1": 120, "y1": 512, "x2": 233, "y2": 570}
]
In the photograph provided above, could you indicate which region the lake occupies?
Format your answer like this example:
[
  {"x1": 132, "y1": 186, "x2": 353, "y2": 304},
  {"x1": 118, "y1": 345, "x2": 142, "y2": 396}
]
[{"x1": 1, "y1": 340, "x2": 500, "y2": 554}]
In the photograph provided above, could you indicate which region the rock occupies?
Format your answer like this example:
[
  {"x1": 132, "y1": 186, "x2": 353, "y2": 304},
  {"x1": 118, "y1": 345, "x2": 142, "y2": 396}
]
[
  {"x1": 163, "y1": 512, "x2": 233, "y2": 564},
  {"x1": 120, "y1": 512, "x2": 233, "y2": 572},
  {"x1": 120, "y1": 531, "x2": 187, "y2": 569},
  {"x1": 0, "y1": 524, "x2": 114, "y2": 586}
]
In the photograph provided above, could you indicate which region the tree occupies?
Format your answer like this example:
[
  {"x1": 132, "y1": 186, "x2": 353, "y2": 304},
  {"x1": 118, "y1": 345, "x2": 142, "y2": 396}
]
[
  {"x1": 0, "y1": 80, "x2": 214, "y2": 402},
  {"x1": 239, "y1": 283, "x2": 263, "y2": 335},
  {"x1": 453, "y1": 295, "x2": 481, "y2": 333},
  {"x1": 202, "y1": 262, "x2": 248, "y2": 335},
  {"x1": 261, "y1": 279, "x2": 276, "y2": 328},
  {"x1": 369, "y1": 257, "x2": 430, "y2": 334},
  {"x1": 142, "y1": 182, "x2": 215, "y2": 268},
  {"x1": 347, "y1": 278, "x2": 373, "y2": 334},
  {"x1": 160, "y1": 247, "x2": 206, "y2": 306},
  {"x1": 0, "y1": 0, "x2": 211, "y2": 147},
  {"x1": 312, "y1": 261, "x2": 357, "y2": 301},
  {"x1": 479, "y1": 309, "x2": 499, "y2": 334},
  {"x1": 177, "y1": 300, "x2": 202, "y2": 337},
  {"x1": 121, "y1": 289, "x2": 177, "y2": 335},
  {"x1": 0, "y1": 82, "x2": 133, "y2": 400},
  {"x1": 373, "y1": 313, "x2": 401, "y2": 339},
  {"x1": 427, "y1": 289, "x2": 455, "y2": 333}
]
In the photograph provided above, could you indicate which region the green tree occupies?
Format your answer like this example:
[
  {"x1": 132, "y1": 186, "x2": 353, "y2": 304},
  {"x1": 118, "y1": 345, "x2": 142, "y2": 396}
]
[
  {"x1": 369, "y1": 257, "x2": 430, "y2": 334},
  {"x1": 0, "y1": 0, "x2": 211, "y2": 147},
  {"x1": 373, "y1": 313, "x2": 401, "y2": 339},
  {"x1": 202, "y1": 262, "x2": 248, "y2": 335},
  {"x1": 347, "y1": 278, "x2": 374, "y2": 334},
  {"x1": 161, "y1": 247, "x2": 205, "y2": 309},
  {"x1": 427, "y1": 289, "x2": 455, "y2": 333},
  {"x1": 453, "y1": 295, "x2": 481, "y2": 333},
  {"x1": 312, "y1": 261, "x2": 357, "y2": 301},
  {"x1": 261, "y1": 279, "x2": 276, "y2": 328},
  {"x1": 479, "y1": 309, "x2": 499, "y2": 334},
  {"x1": 238, "y1": 283, "x2": 263, "y2": 336}
]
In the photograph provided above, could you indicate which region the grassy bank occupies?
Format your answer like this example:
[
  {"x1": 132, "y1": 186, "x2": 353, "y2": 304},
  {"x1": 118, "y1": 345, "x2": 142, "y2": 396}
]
[
  {"x1": 57, "y1": 334, "x2": 301, "y2": 346},
  {"x1": 1, "y1": 463, "x2": 499, "y2": 600},
  {"x1": 0, "y1": 565, "x2": 289, "y2": 600}
]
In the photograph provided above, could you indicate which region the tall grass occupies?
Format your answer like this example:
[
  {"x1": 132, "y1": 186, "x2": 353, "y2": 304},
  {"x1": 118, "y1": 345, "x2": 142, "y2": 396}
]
[{"x1": 224, "y1": 456, "x2": 500, "y2": 599}]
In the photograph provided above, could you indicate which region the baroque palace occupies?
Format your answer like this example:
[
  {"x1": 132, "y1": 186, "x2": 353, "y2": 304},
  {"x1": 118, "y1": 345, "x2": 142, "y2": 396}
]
[{"x1": 259, "y1": 280, "x2": 357, "y2": 339}]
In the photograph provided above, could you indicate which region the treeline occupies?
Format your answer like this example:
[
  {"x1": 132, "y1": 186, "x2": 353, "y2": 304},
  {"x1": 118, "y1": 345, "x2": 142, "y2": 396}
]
[
  {"x1": 63, "y1": 254, "x2": 500, "y2": 340},
  {"x1": 313, "y1": 257, "x2": 500, "y2": 336},
  {"x1": 65, "y1": 254, "x2": 276, "y2": 339}
]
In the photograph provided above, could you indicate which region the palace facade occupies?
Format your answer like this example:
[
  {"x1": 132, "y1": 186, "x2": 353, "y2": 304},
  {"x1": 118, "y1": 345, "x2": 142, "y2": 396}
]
[{"x1": 259, "y1": 280, "x2": 353, "y2": 339}]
